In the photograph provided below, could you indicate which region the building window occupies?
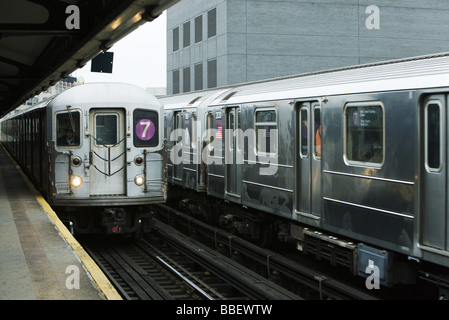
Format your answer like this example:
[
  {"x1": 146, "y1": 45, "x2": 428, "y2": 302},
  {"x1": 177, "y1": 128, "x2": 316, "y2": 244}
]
[
  {"x1": 208, "y1": 8, "x2": 216, "y2": 38},
  {"x1": 195, "y1": 15, "x2": 203, "y2": 43},
  {"x1": 195, "y1": 63, "x2": 203, "y2": 91},
  {"x1": 183, "y1": 67, "x2": 191, "y2": 93},
  {"x1": 173, "y1": 27, "x2": 179, "y2": 52},
  {"x1": 173, "y1": 69, "x2": 180, "y2": 94},
  {"x1": 183, "y1": 21, "x2": 190, "y2": 48},
  {"x1": 207, "y1": 59, "x2": 217, "y2": 89},
  {"x1": 345, "y1": 103, "x2": 384, "y2": 166}
]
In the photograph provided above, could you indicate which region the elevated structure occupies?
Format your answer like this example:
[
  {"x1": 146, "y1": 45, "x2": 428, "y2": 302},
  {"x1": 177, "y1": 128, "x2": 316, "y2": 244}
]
[{"x1": 0, "y1": 0, "x2": 180, "y2": 117}]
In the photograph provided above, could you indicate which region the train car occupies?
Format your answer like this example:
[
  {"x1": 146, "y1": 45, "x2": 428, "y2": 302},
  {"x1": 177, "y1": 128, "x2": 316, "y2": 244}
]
[
  {"x1": 161, "y1": 53, "x2": 449, "y2": 295},
  {"x1": 0, "y1": 82, "x2": 166, "y2": 235}
]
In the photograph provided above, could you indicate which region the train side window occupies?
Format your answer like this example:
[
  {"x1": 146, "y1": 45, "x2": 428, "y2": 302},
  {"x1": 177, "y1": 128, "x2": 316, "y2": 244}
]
[
  {"x1": 300, "y1": 107, "x2": 308, "y2": 157},
  {"x1": 205, "y1": 111, "x2": 214, "y2": 150},
  {"x1": 345, "y1": 103, "x2": 384, "y2": 166},
  {"x1": 255, "y1": 109, "x2": 277, "y2": 155},
  {"x1": 56, "y1": 111, "x2": 80, "y2": 147},
  {"x1": 425, "y1": 101, "x2": 442, "y2": 171},
  {"x1": 314, "y1": 106, "x2": 321, "y2": 159},
  {"x1": 191, "y1": 113, "x2": 197, "y2": 149}
]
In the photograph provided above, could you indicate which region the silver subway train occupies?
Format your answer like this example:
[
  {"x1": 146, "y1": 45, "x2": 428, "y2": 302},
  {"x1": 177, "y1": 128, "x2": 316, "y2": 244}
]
[
  {"x1": 161, "y1": 53, "x2": 449, "y2": 294},
  {"x1": 0, "y1": 82, "x2": 166, "y2": 235}
]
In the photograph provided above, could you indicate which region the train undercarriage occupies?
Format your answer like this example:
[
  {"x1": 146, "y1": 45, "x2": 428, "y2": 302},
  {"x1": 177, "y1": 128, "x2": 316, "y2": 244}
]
[
  {"x1": 168, "y1": 185, "x2": 449, "y2": 298},
  {"x1": 56, "y1": 205, "x2": 154, "y2": 237}
]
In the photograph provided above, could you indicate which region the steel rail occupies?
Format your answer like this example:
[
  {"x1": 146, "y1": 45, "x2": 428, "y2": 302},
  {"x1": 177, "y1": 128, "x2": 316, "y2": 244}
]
[{"x1": 155, "y1": 203, "x2": 378, "y2": 300}]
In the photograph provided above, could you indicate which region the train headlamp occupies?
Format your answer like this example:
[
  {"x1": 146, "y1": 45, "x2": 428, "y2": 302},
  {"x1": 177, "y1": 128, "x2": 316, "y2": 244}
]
[
  {"x1": 134, "y1": 175, "x2": 145, "y2": 186},
  {"x1": 71, "y1": 175, "x2": 83, "y2": 188}
]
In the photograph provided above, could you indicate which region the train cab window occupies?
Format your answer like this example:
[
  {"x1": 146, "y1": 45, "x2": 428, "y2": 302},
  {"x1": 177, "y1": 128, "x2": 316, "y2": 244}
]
[
  {"x1": 56, "y1": 111, "x2": 80, "y2": 147},
  {"x1": 426, "y1": 101, "x2": 442, "y2": 171},
  {"x1": 300, "y1": 108, "x2": 308, "y2": 157},
  {"x1": 255, "y1": 109, "x2": 277, "y2": 155},
  {"x1": 345, "y1": 103, "x2": 384, "y2": 166}
]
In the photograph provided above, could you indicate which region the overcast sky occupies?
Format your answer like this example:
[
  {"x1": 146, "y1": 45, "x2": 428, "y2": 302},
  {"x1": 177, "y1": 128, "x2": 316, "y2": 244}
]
[{"x1": 72, "y1": 11, "x2": 167, "y2": 89}]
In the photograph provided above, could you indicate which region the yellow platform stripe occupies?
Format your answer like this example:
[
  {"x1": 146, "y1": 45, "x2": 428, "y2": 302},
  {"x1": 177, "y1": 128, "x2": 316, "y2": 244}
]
[{"x1": 2, "y1": 144, "x2": 122, "y2": 300}]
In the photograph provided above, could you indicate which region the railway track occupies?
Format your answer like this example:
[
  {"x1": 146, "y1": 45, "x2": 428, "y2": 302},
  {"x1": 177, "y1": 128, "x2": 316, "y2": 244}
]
[
  {"x1": 79, "y1": 222, "x2": 301, "y2": 300},
  {"x1": 153, "y1": 203, "x2": 378, "y2": 300}
]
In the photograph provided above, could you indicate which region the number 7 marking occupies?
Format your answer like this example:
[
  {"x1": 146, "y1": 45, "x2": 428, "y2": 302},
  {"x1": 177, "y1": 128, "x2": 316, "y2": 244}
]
[{"x1": 139, "y1": 121, "x2": 151, "y2": 138}]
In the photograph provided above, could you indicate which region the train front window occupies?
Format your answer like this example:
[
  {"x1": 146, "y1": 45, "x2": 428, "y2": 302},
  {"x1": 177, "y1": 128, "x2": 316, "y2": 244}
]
[
  {"x1": 95, "y1": 114, "x2": 118, "y2": 145},
  {"x1": 56, "y1": 111, "x2": 80, "y2": 147},
  {"x1": 426, "y1": 102, "x2": 442, "y2": 171},
  {"x1": 345, "y1": 103, "x2": 384, "y2": 166}
]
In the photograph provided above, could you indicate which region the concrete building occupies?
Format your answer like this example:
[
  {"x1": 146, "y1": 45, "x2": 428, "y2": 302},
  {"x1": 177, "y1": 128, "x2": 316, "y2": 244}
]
[{"x1": 166, "y1": 0, "x2": 449, "y2": 95}]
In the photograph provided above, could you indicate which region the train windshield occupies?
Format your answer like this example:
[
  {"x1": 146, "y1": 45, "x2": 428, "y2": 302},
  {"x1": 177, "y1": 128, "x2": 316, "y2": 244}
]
[{"x1": 56, "y1": 111, "x2": 80, "y2": 147}]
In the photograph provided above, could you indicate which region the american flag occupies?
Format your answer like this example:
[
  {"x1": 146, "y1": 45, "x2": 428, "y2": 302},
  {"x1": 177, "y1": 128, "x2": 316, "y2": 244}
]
[{"x1": 216, "y1": 126, "x2": 222, "y2": 139}]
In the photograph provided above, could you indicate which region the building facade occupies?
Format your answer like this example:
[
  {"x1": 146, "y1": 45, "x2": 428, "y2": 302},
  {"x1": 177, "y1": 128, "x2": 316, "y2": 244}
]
[{"x1": 167, "y1": 0, "x2": 449, "y2": 95}]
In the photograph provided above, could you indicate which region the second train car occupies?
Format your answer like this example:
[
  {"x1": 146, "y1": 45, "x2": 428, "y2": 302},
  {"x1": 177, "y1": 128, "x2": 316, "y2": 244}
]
[
  {"x1": 0, "y1": 82, "x2": 166, "y2": 236},
  {"x1": 161, "y1": 53, "x2": 449, "y2": 295}
]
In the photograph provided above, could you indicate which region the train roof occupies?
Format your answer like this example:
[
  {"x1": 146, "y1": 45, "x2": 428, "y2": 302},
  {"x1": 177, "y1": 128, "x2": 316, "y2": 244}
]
[
  {"x1": 161, "y1": 52, "x2": 449, "y2": 108},
  {"x1": 51, "y1": 82, "x2": 161, "y2": 109},
  {"x1": 213, "y1": 52, "x2": 449, "y2": 105},
  {"x1": 160, "y1": 88, "x2": 232, "y2": 110},
  {"x1": 2, "y1": 83, "x2": 162, "y2": 120}
]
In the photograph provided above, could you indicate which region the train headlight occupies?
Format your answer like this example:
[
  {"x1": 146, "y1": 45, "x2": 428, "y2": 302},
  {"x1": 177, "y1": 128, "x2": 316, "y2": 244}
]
[
  {"x1": 134, "y1": 155, "x2": 144, "y2": 166},
  {"x1": 71, "y1": 175, "x2": 83, "y2": 188},
  {"x1": 134, "y1": 175, "x2": 145, "y2": 186}
]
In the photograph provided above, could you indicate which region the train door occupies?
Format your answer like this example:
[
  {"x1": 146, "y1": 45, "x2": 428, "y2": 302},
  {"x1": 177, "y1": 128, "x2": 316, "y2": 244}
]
[
  {"x1": 225, "y1": 106, "x2": 242, "y2": 199},
  {"x1": 295, "y1": 101, "x2": 322, "y2": 220},
  {"x1": 89, "y1": 109, "x2": 126, "y2": 196},
  {"x1": 421, "y1": 95, "x2": 448, "y2": 250}
]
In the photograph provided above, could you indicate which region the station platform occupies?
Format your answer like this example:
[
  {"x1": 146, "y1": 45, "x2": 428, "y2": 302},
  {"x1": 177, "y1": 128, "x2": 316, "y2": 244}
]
[{"x1": 0, "y1": 145, "x2": 121, "y2": 300}]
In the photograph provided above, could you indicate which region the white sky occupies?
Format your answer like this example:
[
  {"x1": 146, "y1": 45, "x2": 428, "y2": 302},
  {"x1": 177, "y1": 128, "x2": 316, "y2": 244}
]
[{"x1": 72, "y1": 11, "x2": 167, "y2": 89}]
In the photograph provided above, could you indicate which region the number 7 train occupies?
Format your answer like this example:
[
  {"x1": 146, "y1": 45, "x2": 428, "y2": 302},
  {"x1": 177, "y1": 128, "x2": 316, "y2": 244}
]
[
  {"x1": 0, "y1": 82, "x2": 166, "y2": 236},
  {"x1": 161, "y1": 53, "x2": 449, "y2": 295}
]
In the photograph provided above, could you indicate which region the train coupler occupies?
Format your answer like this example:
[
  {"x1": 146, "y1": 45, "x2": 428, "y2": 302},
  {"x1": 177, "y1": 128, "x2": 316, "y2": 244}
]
[{"x1": 102, "y1": 207, "x2": 127, "y2": 234}]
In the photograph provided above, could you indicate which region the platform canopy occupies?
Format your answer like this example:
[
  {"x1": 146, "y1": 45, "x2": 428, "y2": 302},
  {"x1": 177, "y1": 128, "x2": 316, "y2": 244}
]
[{"x1": 0, "y1": 0, "x2": 179, "y2": 118}]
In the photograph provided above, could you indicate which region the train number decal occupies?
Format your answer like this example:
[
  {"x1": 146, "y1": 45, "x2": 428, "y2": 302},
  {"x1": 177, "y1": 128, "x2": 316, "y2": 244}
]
[{"x1": 136, "y1": 119, "x2": 156, "y2": 141}]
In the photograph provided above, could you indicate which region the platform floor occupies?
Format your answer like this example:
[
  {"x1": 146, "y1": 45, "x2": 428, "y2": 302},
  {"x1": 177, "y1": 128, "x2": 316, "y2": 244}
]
[{"x1": 0, "y1": 145, "x2": 121, "y2": 300}]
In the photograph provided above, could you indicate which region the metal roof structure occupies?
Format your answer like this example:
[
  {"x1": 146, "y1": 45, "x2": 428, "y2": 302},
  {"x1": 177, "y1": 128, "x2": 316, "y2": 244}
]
[{"x1": 0, "y1": 0, "x2": 179, "y2": 118}]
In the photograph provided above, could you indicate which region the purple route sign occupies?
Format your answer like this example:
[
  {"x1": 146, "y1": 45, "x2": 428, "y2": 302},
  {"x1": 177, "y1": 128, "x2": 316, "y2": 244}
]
[{"x1": 136, "y1": 119, "x2": 155, "y2": 141}]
